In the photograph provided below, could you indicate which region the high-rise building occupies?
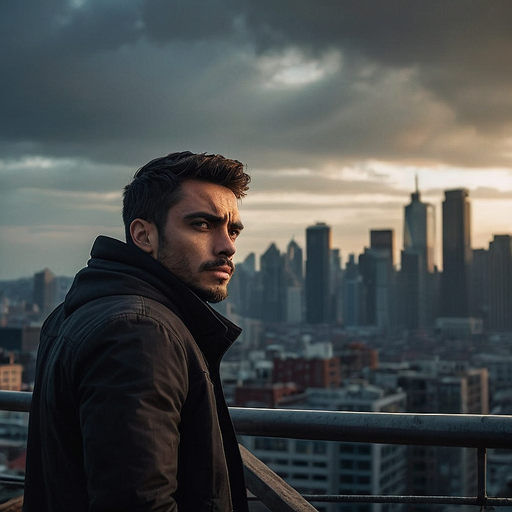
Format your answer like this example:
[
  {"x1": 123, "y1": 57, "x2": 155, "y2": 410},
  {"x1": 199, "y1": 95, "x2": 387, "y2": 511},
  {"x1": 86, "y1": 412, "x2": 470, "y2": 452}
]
[
  {"x1": 400, "y1": 250, "x2": 424, "y2": 329},
  {"x1": 285, "y1": 239, "x2": 304, "y2": 323},
  {"x1": 471, "y1": 248, "x2": 489, "y2": 324},
  {"x1": 488, "y1": 235, "x2": 512, "y2": 331},
  {"x1": 305, "y1": 223, "x2": 331, "y2": 324},
  {"x1": 286, "y1": 238, "x2": 303, "y2": 284},
  {"x1": 260, "y1": 243, "x2": 287, "y2": 323},
  {"x1": 341, "y1": 254, "x2": 362, "y2": 328},
  {"x1": 227, "y1": 253, "x2": 257, "y2": 318},
  {"x1": 330, "y1": 249, "x2": 343, "y2": 323},
  {"x1": 397, "y1": 363, "x2": 488, "y2": 506},
  {"x1": 442, "y1": 189, "x2": 472, "y2": 317},
  {"x1": 359, "y1": 230, "x2": 396, "y2": 331},
  {"x1": 240, "y1": 385, "x2": 407, "y2": 512},
  {"x1": 403, "y1": 178, "x2": 436, "y2": 273},
  {"x1": 32, "y1": 268, "x2": 56, "y2": 321},
  {"x1": 370, "y1": 229, "x2": 395, "y2": 267},
  {"x1": 401, "y1": 182, "x2": 436, "y2": 329}
]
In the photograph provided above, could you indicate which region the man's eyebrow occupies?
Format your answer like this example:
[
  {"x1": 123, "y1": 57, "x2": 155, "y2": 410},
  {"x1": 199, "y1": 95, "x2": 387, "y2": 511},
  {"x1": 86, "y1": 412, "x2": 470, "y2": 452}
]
[
  {"x1": 184, "y1": 212, "x2": 244, "y2": 230},
  {"x1": 231, "y1": 220, "x2": 244, "y2": 231}
]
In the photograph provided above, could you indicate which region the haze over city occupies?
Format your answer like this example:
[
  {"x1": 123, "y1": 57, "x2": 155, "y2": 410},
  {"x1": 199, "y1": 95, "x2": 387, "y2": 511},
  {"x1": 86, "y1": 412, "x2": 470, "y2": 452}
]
[{"x1": 2, "y1": 1, "x2": 512, "y2": 279}]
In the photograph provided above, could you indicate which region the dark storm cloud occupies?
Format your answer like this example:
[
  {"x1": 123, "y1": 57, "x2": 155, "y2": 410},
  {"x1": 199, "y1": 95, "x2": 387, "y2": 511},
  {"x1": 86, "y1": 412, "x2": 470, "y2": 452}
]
[
  {"x1": 1, "y1": 0, "x2": 512, "y2": 169},
  {"x1": 237, "y1": 0, "x2": 512, "y2": 166},
  {"x1": 0, "y1": 158, "x2": 130, "y2": 193}
]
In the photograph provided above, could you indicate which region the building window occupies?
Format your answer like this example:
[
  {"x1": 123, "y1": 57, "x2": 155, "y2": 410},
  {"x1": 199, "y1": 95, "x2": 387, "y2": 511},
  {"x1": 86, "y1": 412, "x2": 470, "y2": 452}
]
[
  {"x1": 313, "y1": 441, "x2": 327, "y2": 454},
  {"x1": 254, "y1": 438, "x2": 289, "y2": 452},
  {"x1": 356, "y1": 460, "x2": 371, "y2": 470},
  {"x1": 296, "y1": 440, "x2": 310, "y2": 454},
  {"x1": 357, "y1": 444, "x2": 371, "y2": 454}
]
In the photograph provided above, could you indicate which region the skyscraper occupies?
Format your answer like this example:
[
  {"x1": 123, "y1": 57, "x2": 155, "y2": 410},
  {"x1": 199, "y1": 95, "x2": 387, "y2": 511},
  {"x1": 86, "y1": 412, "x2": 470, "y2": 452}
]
[
  {"x1": 342, "y1": 254, "x2": 362, "y2": 327},
  {"x1": 285, "y1": 238, "x2": 303, "y2": 284},
  {"x1": 471, "y1": 248, "x2": 489, "y2": 324},
  {"x1": 227, "y1": 252, "x2": 257, "y2": 318},
  {"x1": 401, "y1": 182, "x2": 436, "y2": 329},
  {"x1": 33, "y1": 268, "x2": 56, "y2": 321},
  {"x1": 260, "y1": 243, "x2": 287, "y2": 323},
  {"x1": 305, "y1": 222, "x2": 331, "y2": 324},
  {"x1": 359, "y1": 230, "x2": 396, "y2": 331},
  {"x1": 330, "y1": 248, "x2": 343, "y2": 323},
  {"x1": 404, "y1": 178, "x2": 435, "y2": 273},
  {"x1": 370, "y1": 229, "x2": 395, "y2": 266},
  {"x1": 488, "y1": 235, "x2": 512, "y2": 331},
  {"x1": 442, "y1": 189, "x2": 472, "y2": 317},
  {"x1": 285, "y1": 238, "x2": 304, "y2": 323}
]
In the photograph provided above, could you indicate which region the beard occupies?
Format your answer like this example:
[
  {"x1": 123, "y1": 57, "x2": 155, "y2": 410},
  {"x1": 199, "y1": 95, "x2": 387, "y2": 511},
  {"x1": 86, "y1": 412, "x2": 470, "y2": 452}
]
[
  {"x1": 191, "y1": 284, "x2": 228, "y2": 304},
  {"x1": 157, "y1": 239, "x2": 232, "y2": 303}
]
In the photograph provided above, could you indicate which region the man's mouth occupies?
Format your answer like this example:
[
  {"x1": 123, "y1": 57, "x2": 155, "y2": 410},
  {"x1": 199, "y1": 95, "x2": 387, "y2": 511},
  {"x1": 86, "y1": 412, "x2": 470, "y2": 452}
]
[
  {"x1": 201, "y1": 260, "x2": 234, "y2": 280},
  {"x1": 206, "y1": 267, "x2": 232, "y2": 280}
]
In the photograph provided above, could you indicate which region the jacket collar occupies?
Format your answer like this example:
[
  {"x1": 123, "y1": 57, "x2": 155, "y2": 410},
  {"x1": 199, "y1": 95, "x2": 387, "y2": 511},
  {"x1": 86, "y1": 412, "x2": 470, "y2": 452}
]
[{"x1": 65, "y1": 236, "x2": 241, "y2": 361}]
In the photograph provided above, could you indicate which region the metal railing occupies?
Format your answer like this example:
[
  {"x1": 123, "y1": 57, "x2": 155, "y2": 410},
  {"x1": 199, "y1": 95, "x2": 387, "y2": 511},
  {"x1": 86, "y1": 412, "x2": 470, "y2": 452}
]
[
  {"x1": 2, "y1": 391, "x2": 512, "y2": 510},
  {"x1": 231, "y1": 407, "x2": 512, "y2": 509}
]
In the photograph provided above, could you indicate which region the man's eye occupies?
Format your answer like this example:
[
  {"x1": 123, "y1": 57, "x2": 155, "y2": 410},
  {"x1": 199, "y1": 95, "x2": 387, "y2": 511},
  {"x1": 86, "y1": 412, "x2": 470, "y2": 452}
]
[
  {"x1": 193, "y1": 221, "x2": 209, "y2": 229},
  {"x1": 230, "y1": 229, "x2": 241, "y2": 239}
]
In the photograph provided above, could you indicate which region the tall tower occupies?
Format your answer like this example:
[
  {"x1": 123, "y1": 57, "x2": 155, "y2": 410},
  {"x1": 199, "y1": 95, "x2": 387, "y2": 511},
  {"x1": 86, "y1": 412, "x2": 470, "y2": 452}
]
[
  {"x1": 442, "y1": 189, "x2": 472, "y2": 317},
  {"x1": 370, "y1": 229, "x2": 395, "y2": 266},
  {"x1": 359, "y1": 230, "x2": 395, "y2": 331},
  {"x1": 285, "y1": 238, "x2": 304, "y2": 323},
  {"x1": 33, "y1": 268, "x2": 56, "y2": 321},
  {"x1": 401, "y1": 180, "x2": 436, "y2": 329},
  {"x1": 285, "y1": 238, "x2": 303, "y2": 284},
  {"x1": 305, "y1": 223, "x2": 331, "y2": 324},
  {"x1": 260, "y1": 243, "x2": 286, "y2": 323},
  {"x1": 404, "y1": 177, "x2": 435, "y2": 273},
  {"x1": 488, "y1": 235, "x2": 512, "y2": 331},
  {"x1": 342, "y1": 254, "x2": 362, "y2": 327}
]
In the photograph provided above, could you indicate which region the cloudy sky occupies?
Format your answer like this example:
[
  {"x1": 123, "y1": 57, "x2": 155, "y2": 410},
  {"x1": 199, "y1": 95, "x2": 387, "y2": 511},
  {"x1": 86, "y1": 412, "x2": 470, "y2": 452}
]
[{"x1": 2, "y1": 0, "x2": 512, "y2": 279}]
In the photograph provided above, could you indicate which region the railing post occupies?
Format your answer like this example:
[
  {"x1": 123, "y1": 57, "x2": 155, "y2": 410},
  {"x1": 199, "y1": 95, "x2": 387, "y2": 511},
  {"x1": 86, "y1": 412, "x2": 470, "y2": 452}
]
[{"x1": 477, "y1": 447, "x2": 488, "y2": 510}]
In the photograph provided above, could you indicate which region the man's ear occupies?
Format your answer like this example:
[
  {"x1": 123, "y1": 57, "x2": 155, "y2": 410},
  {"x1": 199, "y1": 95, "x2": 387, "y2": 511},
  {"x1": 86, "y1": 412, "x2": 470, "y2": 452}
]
[{"x1": 129, "y1": 219, "x2": 158, "y2": 257}]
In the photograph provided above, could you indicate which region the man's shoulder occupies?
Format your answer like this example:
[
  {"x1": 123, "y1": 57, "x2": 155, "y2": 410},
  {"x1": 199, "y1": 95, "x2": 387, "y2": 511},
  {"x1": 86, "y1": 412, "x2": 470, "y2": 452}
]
[
  {"x1": 70, "y1": 293, "x2": 183, "y2": 328},
  {"x1": 56, "y1": 294, "x2": 192, "y2": 349}
]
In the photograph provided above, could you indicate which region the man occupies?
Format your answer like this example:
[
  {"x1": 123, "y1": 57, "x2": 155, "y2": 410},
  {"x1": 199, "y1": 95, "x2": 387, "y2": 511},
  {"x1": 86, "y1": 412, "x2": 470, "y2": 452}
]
[{"x1": 23, "y1": 152, "x2": 251, "y2": 512}]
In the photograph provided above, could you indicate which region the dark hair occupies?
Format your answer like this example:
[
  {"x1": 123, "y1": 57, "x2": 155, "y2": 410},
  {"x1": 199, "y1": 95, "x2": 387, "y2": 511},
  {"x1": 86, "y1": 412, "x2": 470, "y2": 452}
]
[{"x1": 122, "y1": 151, "x2": 250, "y2": 240}]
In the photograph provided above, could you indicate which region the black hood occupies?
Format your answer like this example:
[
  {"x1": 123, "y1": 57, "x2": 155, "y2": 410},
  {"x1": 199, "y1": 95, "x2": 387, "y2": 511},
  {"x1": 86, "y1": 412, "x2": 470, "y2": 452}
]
[{"x1": 64, "y1": 236, "x2": 241, "y2": 361}]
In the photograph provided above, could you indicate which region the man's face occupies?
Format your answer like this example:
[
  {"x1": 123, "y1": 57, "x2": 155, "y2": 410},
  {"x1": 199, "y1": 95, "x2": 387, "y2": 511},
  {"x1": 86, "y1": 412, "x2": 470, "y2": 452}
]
[{"x1": 156, "y1": 179, "x2": 243, "y2": 303}]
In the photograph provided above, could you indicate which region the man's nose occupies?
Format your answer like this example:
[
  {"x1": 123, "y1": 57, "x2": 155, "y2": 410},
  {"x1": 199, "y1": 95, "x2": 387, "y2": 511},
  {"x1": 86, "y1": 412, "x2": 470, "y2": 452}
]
[{"x1": 215, "y1": 229, "x2": 236, "y2": 258}]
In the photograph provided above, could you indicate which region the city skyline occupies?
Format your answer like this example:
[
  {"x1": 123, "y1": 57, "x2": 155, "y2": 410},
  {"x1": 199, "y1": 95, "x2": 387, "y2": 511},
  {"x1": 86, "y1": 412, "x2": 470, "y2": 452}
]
[
  {"x1": 2, "y1": 2, "x2": 512, "y2": 279},
  {"x1": 1, "y1": 179, "x2": 512, "y2": 280}
]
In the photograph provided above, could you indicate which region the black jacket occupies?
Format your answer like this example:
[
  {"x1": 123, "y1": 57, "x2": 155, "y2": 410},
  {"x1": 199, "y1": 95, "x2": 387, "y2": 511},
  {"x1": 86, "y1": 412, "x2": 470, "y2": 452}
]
[{"x1": 23, "y1": 236, "x2": 249, "y2": 512}]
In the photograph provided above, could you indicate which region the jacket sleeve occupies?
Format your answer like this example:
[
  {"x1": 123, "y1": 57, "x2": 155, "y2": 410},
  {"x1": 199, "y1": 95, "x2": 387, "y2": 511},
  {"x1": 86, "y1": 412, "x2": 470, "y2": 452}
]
[{"x1": 73, "y1": 311, "x2": 189, "y2": 512}]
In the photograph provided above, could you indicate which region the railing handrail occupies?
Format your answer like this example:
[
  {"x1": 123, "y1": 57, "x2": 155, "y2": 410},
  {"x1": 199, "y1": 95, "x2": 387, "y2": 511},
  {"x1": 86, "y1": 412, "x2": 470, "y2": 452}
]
[
  {"x1": 0, "y1": 391, "x2": 32, "y2": 413},
  {"x1": 7, "y1": 391, "x2": 512, "y2": 449},
  {"x1": 230, "y1": 406, "x2": 512, "y2": 448}
]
